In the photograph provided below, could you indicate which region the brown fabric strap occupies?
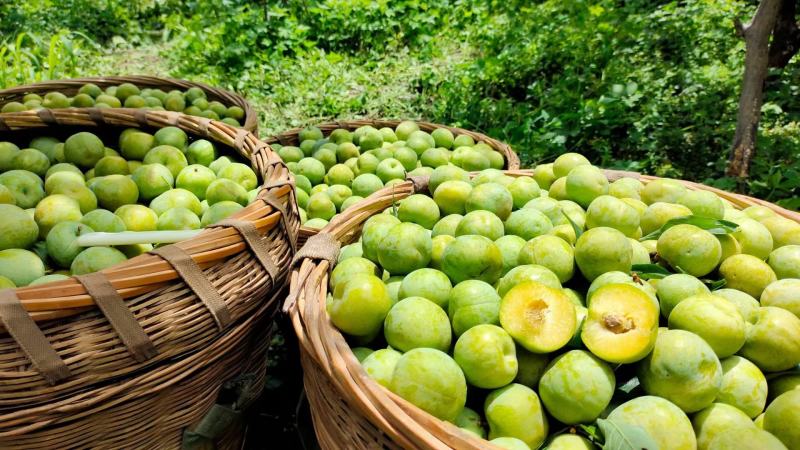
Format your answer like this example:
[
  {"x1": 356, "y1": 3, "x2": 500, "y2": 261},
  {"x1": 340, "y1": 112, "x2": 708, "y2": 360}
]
[
  {"x1": 213, "y1": 219, "x2": 278, "y2": 282},
  {"x1": 260, "y1": 190, "x2": 297, "y2": 254},
  {"x1": 151, "y1": 246, "x2": 232, "y2": 330},
  {"x1": 88, "y1": 108, "x2": 107, "y2": 125},
  {"x1": 0, "y1": 289, "x2": 71, "y2": 385},
  {"x1": 291, "y1": 232, "x2": 340, "y2": 269},
  {"x1": 133, "y1": 109, "x2": 148, "y2": 127},
  {"x1": 36, "y1": 108, "x2": 57, "y2": 125},
  {"x1": 75, "y1": 273, "x2": 157, "y2": 362},
  {"x1": 234, "y1": 129, "x2": 247, "y2": 152},
  {"x1": 406, "y1": 175, "x2": 430, "y2": 193}
]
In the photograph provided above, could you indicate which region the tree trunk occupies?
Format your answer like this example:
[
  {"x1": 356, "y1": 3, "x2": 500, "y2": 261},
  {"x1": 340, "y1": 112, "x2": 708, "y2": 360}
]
[
  {"x1": 768, "y1": 0, "x2": 800, "y2": 68},
  {"x1": 727, "y1": 0, "x2": 782, "y2": 179}
]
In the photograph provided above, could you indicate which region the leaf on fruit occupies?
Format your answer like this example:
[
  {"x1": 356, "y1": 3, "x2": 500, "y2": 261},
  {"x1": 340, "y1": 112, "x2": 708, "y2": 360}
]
[
  {"x1": 597, "y1": 418, "x2": 659, "y2": 450},
  {"x1": 639, "y1": 215, "x2": 739, "y2": 241},
  {"x1": 579, "y1": 424, "x2": 602, "y2": 443},
  {"x1": 631, "y1": 263, "x2": 671, "y2": 279},
  {"x1": 562, "y1": 209, "x2": 583, "y2": 239},
  {"x1": 32, "y1": 241, "x2": 49, "y2": 263},
  {"x1": 705, "y1": 278, "x2": 726, "y2": 290},
  {"x1": 617, "y1": 376, "x2": 640, "y2": 394}
]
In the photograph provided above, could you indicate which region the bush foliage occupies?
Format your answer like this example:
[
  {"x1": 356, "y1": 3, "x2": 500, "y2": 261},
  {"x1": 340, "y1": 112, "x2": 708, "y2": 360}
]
[{"x1": 1, "y1": 0, "x2": 799, "y2": 208}]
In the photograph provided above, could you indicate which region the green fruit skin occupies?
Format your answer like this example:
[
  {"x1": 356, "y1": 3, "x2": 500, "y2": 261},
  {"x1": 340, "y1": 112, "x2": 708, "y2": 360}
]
[
  {"x1": 455, "y1": 407, "x2": 486, "y2": 439},
  {"x1": 668, "y1": 294, "x2": 746, "y2": 358},
  {"x1": 706, "y1": 426, "x2": 788, "y2": 450},
  {"x1": 738, "y1": 306, "x2": 800, "y2": 372},
  {"x1": 720, "y1": 253, "x2": 778, "y2": 299},
  {"x1": 441, "y1": 235, "x2": 503, "y2": 284},
  {"x1": 692, "y1": 402, "x2": 757, "y2": 450},
  {"x1": 377, "y1": 222, "x2": 431, "y2": 275},
  {"x1": 514, "y1": 347, "x2": 549, "y2": 389},
  {"x1": 656, "y1": 273, "x2": 710, "y2": 318},
  {"x1": 433, "y1": 180, "x2": 472, "y2": 215},
  {"x1": 143, "y1": 145, "x2": 188, "y2": 178},
  {"x1": 157, "y1": 207, "x2": 201, "y2": 230},
  {"x1": 34, "y1": 194, "x2": 83, "y2": 239},
  {"x1": 574, "y1": 227, "x2": 632, "y2": 281},
  {"x1": 761, "y1": 279, "x2": 800, "y2": 318},
  {"x1": 81, "y1": 209, "x2": 126, "y2": 233},
  {"x1": 717, "y1": 355, "x2": 768, "y2": 418},
  {"x1": 329, "y1": 257, "x2": 378, "y2": 291},
  {"x1": 485, "y1": 383, "x2": 549, "y2": 449},
  {"x1": 496, "y1": 264, "x2": 561, "y2": 297},
  {"x1": 637, "y1": 329, "x2": 723, "y2": 413},
  {"x1": 397, "y1": 194, "x2": 440, "y2": 229},
  {"x1": 201, "y1": 201, "x2": 244, "y2": 227},
  {"x1": 397, "y1": 268, "x2": 452, "y2": 309},
  {"x1": 565, "y1": 165, "x2": 609, "y2": 208},
  {"x1": 0, "y1": 204, "x2": 38, "y2": 250},
  {"x1": 205, "y1": 179, "x2": 249, "y2": 206},
  {"x1": 768, "y1": 245, "x2": 800, "y2": 279},
  {"x1": 608, "y1": 396, "x2": 697, "y2": 450},
  {"x1": 46, "y1": 221, "x2": 94, "y2": 268},
  {"x1": 70, "y1": 246, "x2": 127, "y2": 275},
  {"x1": 763, "y1": 389, "x2": 800, "y2": 450},
  {"x1": 0, "y1": 249, "x2": 45, "y2": 286},
  {"x1": 64, "y1": 132, "x2": 105, "y2": 168},
  {"x1": 361, "y1": 347, "x2": 402, "y2": 388},
  {"x1": 732, "y1": 218, "x2": 773, "y2": 260},
  {"x1": 457, "y1": 210, "x2": 505, "y2": 240},
  {"x1": 553, "y1": 153, "x2": 590, "y2": 178},
  {"x1": 448, "y1": 279, "x2": 501, "y2": 336},
  {"x1": 176, "y1": 164, "x2": 217, "y2": 200},
  {"x1": 504, "y1": 208, "x2": 553, "y2": 241},
  {"x1": 539, "y1": 350, "x2": 615, "y2": 424},
  {"x1": 495, "y1": 235, "x2": 525, "y2": 276},
  {"x1": 360, "y1": 214, "x2": 400, "y2": 264},
  {"x1": 0, "y1": 170, "x2": 45, "y2": 209},
  {"x1": 518, "y1": 235, "x2": 574, "y2": 283},
  {"x1": 328, "y1": 273, "x2": 391, "y2": 337},
  {"x1": 641, "y1": 179, "x2": 688, "y2": 205},
  {"x1": 657, "y1": 224, "x2": 721, "y2": 277},
  {"x1": 714, "y1": 288, "x2": 760, "y2": 323},
  {"x1": 115, "y1": 204, "x2": 158, "y2": 231},
  {"x1": 454, "y1": 324, "x2": 518, "y2": 389},
  {"x1": 92, "y1": 175, "x2": 140, "y2": 211},
  {"x1": 390, "y1": 348, "x2": 467, "y2": 422},
  {"x1": 384, "y1": 297, "x2": 451, "y2": 352},
  {"x1": 465, "y1": 182, "x2": 513, "y2": 220},
  {"x1": 640, "y1": 202, "x2": 692, "y2": 235},
  {"x1": 585, "y1": 195, "x2": 640, "y2": 237},
  {"x1": 132, "y1": 164, "x2": 174, "y2": 201}
]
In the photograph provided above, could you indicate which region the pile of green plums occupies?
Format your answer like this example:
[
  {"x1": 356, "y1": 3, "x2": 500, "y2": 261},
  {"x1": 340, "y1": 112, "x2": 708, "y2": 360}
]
[
  {"x1": 0, "y1": 126, "x2": 260, "y2": 288},
  {"x1": 275, "y1": 121, "x2": 506, "y2": 229},
  {"x1": 1, "y1": 83, "x2": 246, "y2": 128},
  {"x1": 323, "y1": 155, "x2": 800, "y2": 450}
]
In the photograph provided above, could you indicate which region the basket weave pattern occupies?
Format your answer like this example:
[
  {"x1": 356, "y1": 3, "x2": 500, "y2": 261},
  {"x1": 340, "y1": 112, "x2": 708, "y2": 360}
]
[
  {"x1": 0, "y1": 108, "x2": 297, "y2": 447},
  {"x1": 286, "y1": 170, "x2": 800, "y2": 450},
  {"x1": 0, "y1": 75, "x2": 259, "y2": 132}
]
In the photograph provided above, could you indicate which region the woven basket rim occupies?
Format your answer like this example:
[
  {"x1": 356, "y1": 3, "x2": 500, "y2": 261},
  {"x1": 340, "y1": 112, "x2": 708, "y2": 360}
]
[
  {"x1": 0, "y1": 108, "x2": 296, "y2": 321},
  {"x1": 269, "y1": 118, "x2": 521, "y2": 240},
  {"x1": 0, "y1": 75, "x2": 259, "y2": 132},
  {"x1": 0, "y1": 107, "x2": 297, "y2": 410},
  {"x1": 286, "y1": 168, "x2": 800, "y2": 449}
]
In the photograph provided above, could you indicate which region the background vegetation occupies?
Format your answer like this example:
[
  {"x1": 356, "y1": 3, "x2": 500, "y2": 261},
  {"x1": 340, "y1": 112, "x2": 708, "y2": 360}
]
[{"x1": 2, "y1": 0, "x2": 799, "y2": 208}]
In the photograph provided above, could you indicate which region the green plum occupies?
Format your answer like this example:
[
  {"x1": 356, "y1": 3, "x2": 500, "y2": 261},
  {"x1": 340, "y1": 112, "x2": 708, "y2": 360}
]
[
  {"x1": 485, "y1": 383, "x2": 549, "y2": 449},
  {"x1": 454, "y1": 324, "x2": 518, "y2": 388},
  {"x1": 539, "y1": 350, "x2": 615, "y2": 424},
  {"x1": 390, "y1": 348, "x2": 466, "y2": 422}
]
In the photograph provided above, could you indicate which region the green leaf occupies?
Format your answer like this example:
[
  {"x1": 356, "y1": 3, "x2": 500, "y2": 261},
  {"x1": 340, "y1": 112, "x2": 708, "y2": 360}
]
[
  {"x1": 579, "y1": 424, "x2": 602, "y2": 443},
  {"x1": 597, "y1": 418, "x2": 659, "y2": 450},
  {"x1": 639, "y1": 216, "x2": 739, "y2": 241},
  {"x1": 631, "y1": 263, "x2": 672, "y2": 279},
  {"x1": 705, "y1": 278, "x2": 727, "y2": 290},
  {"x1": 562, "y1": 209, "x2": 583, "y2": 239}
]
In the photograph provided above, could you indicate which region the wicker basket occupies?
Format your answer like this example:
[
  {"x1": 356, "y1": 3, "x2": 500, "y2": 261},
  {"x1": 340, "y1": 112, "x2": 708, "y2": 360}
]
[
  {"x1": 0, "y1": 108, "x2": 298, "y2": 448},
  {"x1": 284, "y1": 170, "x2": 800, "y2": 450},
  {"x1": 0, "y1": 75, "x2": 259, "y2": 133},
  {"x1": 264, "y1": 119, "x2": 521, "y2": 244}
]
